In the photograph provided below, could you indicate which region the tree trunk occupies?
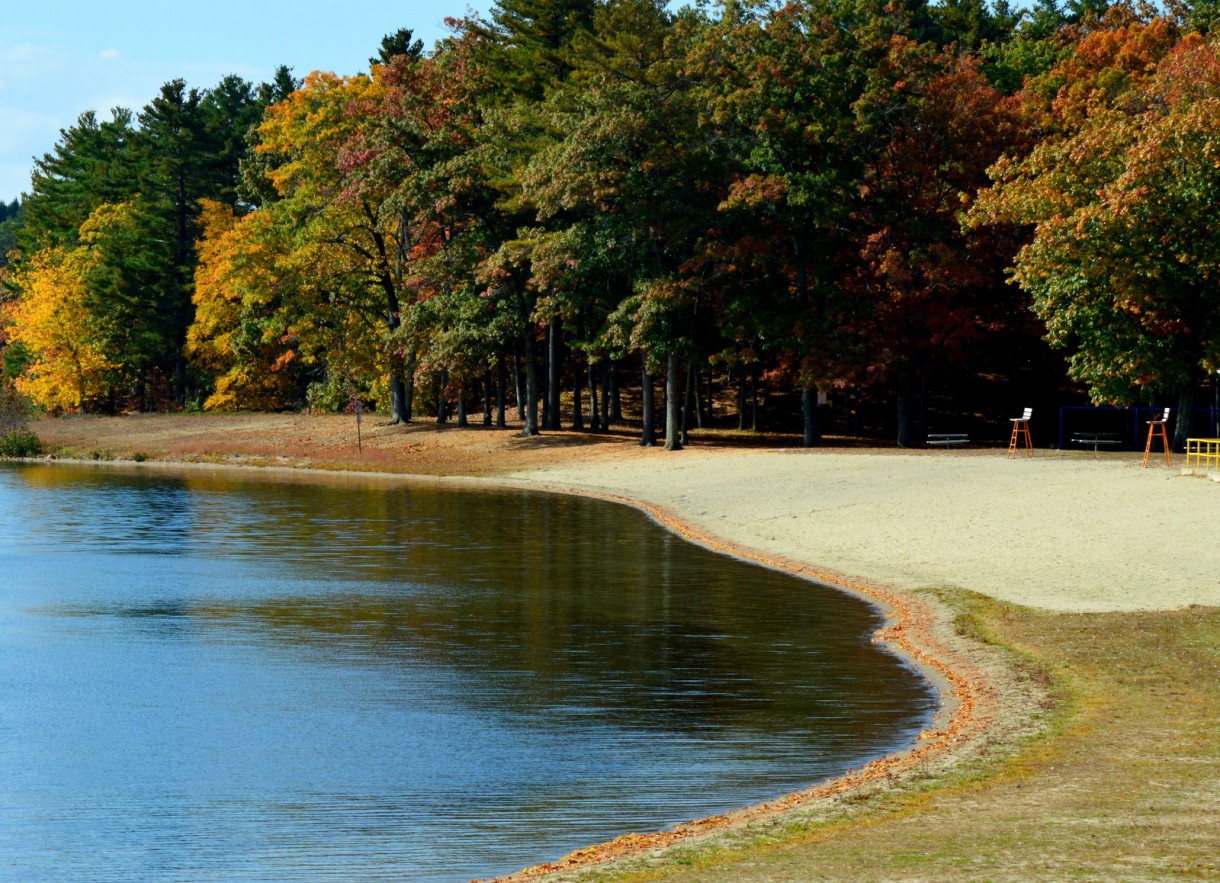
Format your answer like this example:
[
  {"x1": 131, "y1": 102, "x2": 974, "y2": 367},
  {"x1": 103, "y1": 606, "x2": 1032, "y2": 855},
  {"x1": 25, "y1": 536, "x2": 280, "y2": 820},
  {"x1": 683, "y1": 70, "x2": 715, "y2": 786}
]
[
  {"x1": 521, "y1": 334, "x2": 540, "y2": 436},
  {"x1": 682, "y1": 359, "x2": 696, "y2": 444},
  {"x1": 496, "y1": 353, "x2": 507, "y2": 428},
  {"x1": 540, "y1": 342, "x2": 550, "y2": 431},
  {"x1": 705, "y1": 367, "x2": 714, "y2": 424},
  {"x1": 389, "y1": 373, "x2": 409, "y2": 424},
  {"x1": 802, "y1": 383, "x2": 821, "y2": 447},
  {"x1": 588, "y1": 358, "x2": 600, "y2": 431},
  {"x1": 896, "y1": 391, "x2": 917, "y2": 448},
  {"x1": 658, "y1": 374, "x2": 666, "y2": 436},
  {"x1": 750, "y1": 365, "x2": 760, "y2": 431},
  {"x1": 482, "y1": 367, "x2": 492, "y2": 426},
  {"x1": 640, "y1": 353, "x2": 656, "y2": 447},
  {"x1": 1174, "y1": 385, "x2": 1195, "y2": 452},
  {"x1": 544, "y1": 318, "x2": 561, "y2": 431},
  {"x1": 403, "y1": 350, "x2": 416, "y2": 422},
  {"x1": 660, "y1": 351, "x2": 680, "y2": 450},
  {"x1": 457, "y1": 386, "x2": 468, "y2": 428},
  {"x1": 513, "y1": 346, "x2": 526, "y2": 421},
  {"x1": 610, "y1": 361, "x2": 623, "y2": 423},
  {"x1": 600, "y1": 362, "x2": 611, "y2": 431},
  {"x1": 437, "y1": 368, "x2": 449, "y2": 424},
  {"x1": 737, "y1": 364, "x2": 747, "y2": 430},
  {"x1": 572, "y1": 354, "x2": 584, "y2": 430}
]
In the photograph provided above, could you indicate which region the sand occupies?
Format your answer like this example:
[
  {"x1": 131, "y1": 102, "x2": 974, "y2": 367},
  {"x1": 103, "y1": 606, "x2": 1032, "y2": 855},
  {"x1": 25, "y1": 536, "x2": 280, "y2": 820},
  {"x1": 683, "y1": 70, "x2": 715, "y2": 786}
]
[{"x1": 508, "y1": 449, "x2": 1220, "y2": 613}]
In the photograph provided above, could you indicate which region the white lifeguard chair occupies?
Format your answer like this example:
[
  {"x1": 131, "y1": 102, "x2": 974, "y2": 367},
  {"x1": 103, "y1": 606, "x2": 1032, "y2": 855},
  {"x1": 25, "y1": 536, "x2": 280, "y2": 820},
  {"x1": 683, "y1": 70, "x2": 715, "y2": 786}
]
[
  {"x1": 1008, "y1": 407, "x2": 1033, "y2": 459},
  {"x1": 1142, "y1": 407, "x2": 1171, "y2": 468}
]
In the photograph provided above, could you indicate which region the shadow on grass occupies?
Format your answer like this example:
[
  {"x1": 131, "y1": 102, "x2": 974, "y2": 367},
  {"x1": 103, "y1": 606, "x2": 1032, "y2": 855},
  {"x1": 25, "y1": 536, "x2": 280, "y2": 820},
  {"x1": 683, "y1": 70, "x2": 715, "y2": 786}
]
[{"x1": 375, "y1": 420, "x2": 905, "y2": 451}]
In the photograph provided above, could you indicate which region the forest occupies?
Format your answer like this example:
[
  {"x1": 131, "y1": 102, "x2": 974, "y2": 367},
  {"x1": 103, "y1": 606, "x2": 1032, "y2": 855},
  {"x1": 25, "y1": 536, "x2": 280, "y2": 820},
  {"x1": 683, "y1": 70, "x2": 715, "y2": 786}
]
[{"x1": 2, "y1": 0, "x2": 1220, "y2": 450}]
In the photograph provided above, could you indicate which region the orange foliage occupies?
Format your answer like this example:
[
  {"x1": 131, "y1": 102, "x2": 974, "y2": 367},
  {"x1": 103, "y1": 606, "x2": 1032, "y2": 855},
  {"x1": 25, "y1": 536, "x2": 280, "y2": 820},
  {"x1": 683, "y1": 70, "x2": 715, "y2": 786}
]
[{"x1": 188, "y1": 200, "x2": 302, "y2": 410}]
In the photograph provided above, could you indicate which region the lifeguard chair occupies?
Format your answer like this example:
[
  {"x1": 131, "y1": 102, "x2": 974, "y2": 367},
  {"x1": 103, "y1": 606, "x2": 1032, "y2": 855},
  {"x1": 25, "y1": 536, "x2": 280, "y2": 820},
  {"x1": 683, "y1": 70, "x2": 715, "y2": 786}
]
[
  {"x1": 1008, "y1": 407, "x2": 1033, "y2": 458},
  {"x1": 1142, "y1": 407, "x2": 1172, "y2": 468}
]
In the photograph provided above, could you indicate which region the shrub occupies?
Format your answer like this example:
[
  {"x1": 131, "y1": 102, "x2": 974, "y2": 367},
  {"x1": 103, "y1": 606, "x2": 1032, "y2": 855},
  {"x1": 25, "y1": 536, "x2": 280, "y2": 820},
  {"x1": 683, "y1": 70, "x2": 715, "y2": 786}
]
[
  {"x1": 0, "y1": 430, "x2": 44, "y2": 458},
  {"x1": 0, "y1": 381, "x2": 34, "y2": 435}
]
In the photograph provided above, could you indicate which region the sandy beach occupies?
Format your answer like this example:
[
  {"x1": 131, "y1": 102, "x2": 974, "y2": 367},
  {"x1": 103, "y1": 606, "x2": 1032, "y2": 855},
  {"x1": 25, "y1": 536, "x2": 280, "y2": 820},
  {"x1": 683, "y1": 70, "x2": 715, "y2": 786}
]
[{"x1": 510, "y1": 448, "x2": 1220, "y2": 613}]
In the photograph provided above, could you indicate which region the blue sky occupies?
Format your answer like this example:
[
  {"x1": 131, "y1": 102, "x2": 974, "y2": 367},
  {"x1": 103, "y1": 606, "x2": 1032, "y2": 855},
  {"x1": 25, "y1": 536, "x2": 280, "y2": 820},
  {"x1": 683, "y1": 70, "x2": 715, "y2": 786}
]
[{"x1": 0, "y1": 2, "x2": 486, "y2": 201}]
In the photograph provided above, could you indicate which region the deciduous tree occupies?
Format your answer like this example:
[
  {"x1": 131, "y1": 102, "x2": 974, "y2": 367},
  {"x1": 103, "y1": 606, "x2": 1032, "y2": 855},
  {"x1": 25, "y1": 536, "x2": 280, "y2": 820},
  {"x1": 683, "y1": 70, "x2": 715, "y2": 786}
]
[
  {"x1": 7, "y1": 247, "x2": 111, "y2": 411},
  {"x1": 972, "y1": 26, "x2": 1220, "y2": 447}
]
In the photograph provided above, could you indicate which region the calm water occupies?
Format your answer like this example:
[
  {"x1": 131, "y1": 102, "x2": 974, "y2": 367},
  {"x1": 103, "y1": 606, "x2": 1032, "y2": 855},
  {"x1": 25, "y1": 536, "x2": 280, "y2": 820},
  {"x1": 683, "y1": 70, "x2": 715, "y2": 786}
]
[{"x1": 0, "y1": 462, "x2": 936, "y2": 882}]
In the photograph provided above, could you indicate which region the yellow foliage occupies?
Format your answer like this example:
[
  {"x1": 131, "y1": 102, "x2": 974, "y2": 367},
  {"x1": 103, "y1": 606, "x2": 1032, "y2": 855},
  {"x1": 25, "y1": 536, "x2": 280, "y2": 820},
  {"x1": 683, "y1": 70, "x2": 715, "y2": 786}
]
[
  {"x1": 8, "y1": 247, "x2": 112, "y2": 412},
  {"x1": 188, "y1": 200, "x2": 303, "y2": 411}
]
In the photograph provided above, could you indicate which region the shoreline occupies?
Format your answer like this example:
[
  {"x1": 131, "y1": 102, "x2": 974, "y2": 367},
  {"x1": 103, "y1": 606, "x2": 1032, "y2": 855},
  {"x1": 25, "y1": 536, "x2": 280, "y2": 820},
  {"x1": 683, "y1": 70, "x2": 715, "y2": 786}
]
[
  {"x1": 32, "y1": 413, "x2": 1220, "y2": 613},
  {"x1": 5, "y1": 453, "x2": 1029, "y2": 879},
  {"x1": 480, "y1": 484, "x2": 1010, "y2": 879},
  {"x1": 19, "y1": 414, "x2": 1220, "y2": 879}
]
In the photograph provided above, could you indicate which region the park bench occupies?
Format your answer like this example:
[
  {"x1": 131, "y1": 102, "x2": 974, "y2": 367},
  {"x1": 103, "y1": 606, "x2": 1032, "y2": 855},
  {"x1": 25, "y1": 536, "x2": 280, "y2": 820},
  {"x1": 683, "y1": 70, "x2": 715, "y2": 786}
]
[
  {"x1": 927, "y1": 432, "x2": 969, "y2": 448},
  {"x1": 1072, "y1": 432, "x2": 1122, "y2": 453}
]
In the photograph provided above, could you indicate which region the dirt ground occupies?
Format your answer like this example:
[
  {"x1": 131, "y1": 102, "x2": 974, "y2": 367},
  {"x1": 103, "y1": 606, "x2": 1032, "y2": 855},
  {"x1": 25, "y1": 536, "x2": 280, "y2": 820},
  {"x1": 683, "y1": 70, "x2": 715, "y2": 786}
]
[
  {"x1": 32, "y1": 411, "x2": 657, "y2": 475},
  {"x1": 24, "y1": 413, "x2": 1220, "y2": 881}
]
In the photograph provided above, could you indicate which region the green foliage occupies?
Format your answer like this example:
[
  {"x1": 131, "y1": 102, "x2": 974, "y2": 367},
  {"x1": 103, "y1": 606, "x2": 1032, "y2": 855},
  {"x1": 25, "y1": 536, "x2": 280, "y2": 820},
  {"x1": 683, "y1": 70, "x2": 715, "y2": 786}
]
[
  {"x1": 467, "y1": 0, "x2": 597, "y2": 100},
  {"x1": 370, "y1": 28, "x2": 425, "y2": 67},
  {"x1": 1168, "y1": 0, "x2": 1220, "y2": 33},
  {"x1": 0, "y1": 430, "x2": 42, "y2": 458},
  {"x1": 0, "y1": 199, "x2": 22, "y2": 266},
  {"x1": 2, "y1": 341, "x2": 33, "y2": 381},
  {"x1": 11, "y1": 0, "x2": 1220, "y2": 439},
  {"x1": 11, "y1": 69, "x2": 295, "y2": 411},
  {"x1": 79, "y1": 201, "x2": 179, "y2": 389},
  {"x1": 21, "y1": 109, "x2": 140, "y2": 252},
  {"x1": 971, "y1": 20, "x2": 1220, "y2": 405}
]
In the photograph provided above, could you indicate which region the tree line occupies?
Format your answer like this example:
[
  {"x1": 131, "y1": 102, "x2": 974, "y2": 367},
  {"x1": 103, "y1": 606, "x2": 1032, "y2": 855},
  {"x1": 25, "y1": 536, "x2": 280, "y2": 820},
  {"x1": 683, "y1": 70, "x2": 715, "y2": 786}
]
[{"x1": 2, "y1": 0, "x2": 1219, "y2": 450}]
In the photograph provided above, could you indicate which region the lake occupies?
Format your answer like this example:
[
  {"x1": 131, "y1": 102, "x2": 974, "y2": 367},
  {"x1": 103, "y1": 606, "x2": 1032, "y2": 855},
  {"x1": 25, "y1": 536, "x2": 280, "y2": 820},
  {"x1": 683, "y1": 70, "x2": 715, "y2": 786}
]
[{"x1": 0, "y1": 462, "x2": 936, "y2": 881}]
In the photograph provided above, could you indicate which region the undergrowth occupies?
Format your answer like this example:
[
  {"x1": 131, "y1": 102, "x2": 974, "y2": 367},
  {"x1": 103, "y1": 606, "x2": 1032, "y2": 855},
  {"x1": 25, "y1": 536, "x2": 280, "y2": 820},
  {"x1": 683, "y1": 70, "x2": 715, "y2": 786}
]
[{"x1": 0, "y1": 430, "x2": 43, "y2": 458}]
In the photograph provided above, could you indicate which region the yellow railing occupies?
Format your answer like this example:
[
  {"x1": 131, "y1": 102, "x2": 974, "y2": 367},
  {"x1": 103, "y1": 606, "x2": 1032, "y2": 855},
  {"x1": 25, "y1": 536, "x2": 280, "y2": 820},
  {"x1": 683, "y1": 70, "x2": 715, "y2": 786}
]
[{"x1": 1185, "y1": 438, "x2": 1220, "y2": 475}]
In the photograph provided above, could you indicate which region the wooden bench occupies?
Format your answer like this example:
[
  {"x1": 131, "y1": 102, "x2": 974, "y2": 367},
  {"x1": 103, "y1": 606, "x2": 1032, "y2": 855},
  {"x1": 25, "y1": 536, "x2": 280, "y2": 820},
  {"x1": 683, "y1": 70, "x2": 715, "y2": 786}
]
[
  {"x1": 1072, "y1": 432, "x2": 1122, "y2": 453},
  {"x1": 927, "y1": 433, "x2": 969, "y2": 448}
]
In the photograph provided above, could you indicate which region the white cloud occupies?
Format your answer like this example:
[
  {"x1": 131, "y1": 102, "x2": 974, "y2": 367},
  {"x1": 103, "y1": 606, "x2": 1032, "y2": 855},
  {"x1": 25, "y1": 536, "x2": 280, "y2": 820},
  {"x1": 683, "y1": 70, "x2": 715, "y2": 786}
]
[
  {"x1": 0, "y1": 40, "x2": 57, "y2": 84},
  {"x1": 0, "y1": 108, "x2": 58, "y2": 197},
  {"x1": 0, "y1": 108, "x2": 57, "y2": 151},
  {"x1": 100, "y1": 48, "x2": 121, "y2": 60},
  {"x1": 0, "y1": 42, "x2": 49, "y2": 64}
]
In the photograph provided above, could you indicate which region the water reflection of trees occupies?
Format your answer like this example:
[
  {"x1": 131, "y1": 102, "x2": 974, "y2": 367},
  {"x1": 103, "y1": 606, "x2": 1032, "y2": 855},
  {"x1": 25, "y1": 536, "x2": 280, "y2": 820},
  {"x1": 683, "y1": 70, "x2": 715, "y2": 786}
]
[
  {"x1": 8, "y1": 464, "x2": 934, "y2": 746},
  {"x1": 7, "y1": 464, "x2": 194, "y2": 554},
  {"x1": 183, "y1": 481, "x2": 932, "y2": 746}
]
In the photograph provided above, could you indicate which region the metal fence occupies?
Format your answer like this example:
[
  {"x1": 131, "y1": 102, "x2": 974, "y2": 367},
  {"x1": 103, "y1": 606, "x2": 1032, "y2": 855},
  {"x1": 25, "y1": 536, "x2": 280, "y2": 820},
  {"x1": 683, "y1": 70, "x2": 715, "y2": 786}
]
[{"x1": 1057, "y1": 406, "x2": 1220, "y2": 451}]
